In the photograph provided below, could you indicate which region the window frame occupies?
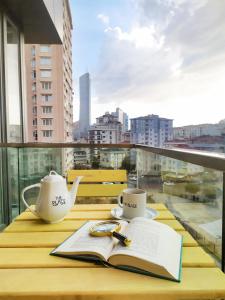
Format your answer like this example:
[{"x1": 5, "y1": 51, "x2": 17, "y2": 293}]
[
  {"x1": 0, "y1": 10, "x2": 24, "y2": 227},
  {"x1": 41, "y1": 94, "x2": 52, "y2": 102},
  {"x1": 40, "y1": 45, "x2": 51, "y2": 53},
  {"x1": 40, "y1": 69, "x2": 52, "y2": 78},
  {"x1": 42, "y1": 129, "x2": 53, "y2": 137},
  {"x1": 41, "y1": 81, "x2": 52, "y2": 90},
  {"x1": 42, "y1": 118, "x2": 53, "y2": 126},
  {"x1": 3, "y1": 15, "x2": 24, "y2": 143},
  {"x1": 40, "y1": 56, "x2": 51, "y2": 66},
  {"x1": 42, "y1": 106, "x2": 52, "y2": 114}
]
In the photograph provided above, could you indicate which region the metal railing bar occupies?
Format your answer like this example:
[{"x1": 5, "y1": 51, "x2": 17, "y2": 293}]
[
  {"x1": 222, "y1": 172, "x2": 225, "y2": 272},
  {"x1": 0, "y1": 143, "x2": 134, "y2": 148},
  {"x1": 1, "y1": 142, "x2": 225, "y2": 171},
  {"x1": 135, "y1": 144, "x2": 225, "y2": 172}
]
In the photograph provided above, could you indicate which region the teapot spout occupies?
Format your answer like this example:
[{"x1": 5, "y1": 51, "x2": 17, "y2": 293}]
[{"x1": 70, "y1": 176, "x2": 83, "y2": 206}]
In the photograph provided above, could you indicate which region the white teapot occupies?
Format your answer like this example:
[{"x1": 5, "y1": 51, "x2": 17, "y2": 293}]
[{"x1": 21, "y1": 170, "x2": 83, "y2": 223}]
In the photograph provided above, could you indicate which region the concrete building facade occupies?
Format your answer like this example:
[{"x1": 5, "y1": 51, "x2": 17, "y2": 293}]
[
  {"x1": 79, "y1": 72, "x2": 91, "y2": 139},
  {"x1": 112, "y1": 107, "x2": 129, "y2": 132},
  {"x1": 100, "y1": 149, "x2": 128, "y2": 169},
  {"x1": 25, "y1": 0, "x2": 73, "y2": 144},
  {"x1": 173, "y1": 122, "x2": 225, "y2": 140},
  {"x1": 130, "y1": 115, "x2": 173, "y2": 147},
  {"x1": 165, "y1": 135, "x2": 225, "y2": 153},
  {"x1": 88, "y1": 112, "x2": 122, "y2": 144}
]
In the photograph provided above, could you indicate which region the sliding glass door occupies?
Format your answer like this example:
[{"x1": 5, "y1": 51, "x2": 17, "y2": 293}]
[
  {"x1": 0, "y1": 9, "x2": 24, "y2": 227},
  {"x1": 4, "y1": 18, "x2": 23, "y2": 142}
]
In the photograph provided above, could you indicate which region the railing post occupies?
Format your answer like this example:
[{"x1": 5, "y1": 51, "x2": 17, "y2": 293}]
[
  {"x1": 1, "y1": 148, "x2": 10, "y2": 225},
  {"x1": 17, "y1": 147, "x2": 21, "y2": 214},
  {"x1": 136, "y1": 149, "x2": 139, "y2": 188},
  {"x1": 222, "y1": 172, "x2": 225, "y2": 272}
]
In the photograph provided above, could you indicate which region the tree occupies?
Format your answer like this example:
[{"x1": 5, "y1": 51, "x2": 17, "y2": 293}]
[
  {"x1": 91, "y1": 157, "x2": 100, "y2": 169},
  {"x1": 120, "y1": 156, "x2": 135, "y2": 173}
]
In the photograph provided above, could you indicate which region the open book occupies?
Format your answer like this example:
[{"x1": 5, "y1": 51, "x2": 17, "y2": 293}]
[{"x1": 50, "y1": 217, "x2": 183, "y2": 282}]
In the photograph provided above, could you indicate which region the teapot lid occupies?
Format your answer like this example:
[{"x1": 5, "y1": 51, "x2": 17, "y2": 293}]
[{"x1": 42, "y1": 170, "x2": 64, "y2": 182}]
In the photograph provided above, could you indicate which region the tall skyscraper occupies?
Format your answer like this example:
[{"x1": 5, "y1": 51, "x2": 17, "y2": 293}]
[
  {"x1": 130, "y1": 115, "x2": 173, "y2": 147},
  {"x1": 79, "y1": 72, "x2": 91, "y2": 139},
  {"x1": 25, "y1": 0, "x2": 73, "y2": 144}
]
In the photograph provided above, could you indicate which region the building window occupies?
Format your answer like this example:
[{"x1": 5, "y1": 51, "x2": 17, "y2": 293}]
[
  {"x1": 31, "y1": 46, "x2": 35, "y2": 56},
  {"x1": 40, "y1": 70, "x2": 51, "y2": 78},
  {"x1": 42, "y1": 106, "x2": 52, "y2": 113},
  {"x1": 41, "y1": 81, "x2": 51, "y2": 90},
  {"x1": 42, "y1": 118, "x2": 52, "y2": 125},
  {"x1": 33, "y1": 130, "x2": 38, "y2": 140},
  {"x1": 40, "y1": 57, "x2": 51, "y2": 65},
  {"x1": 40, "y1": 45, "x2": 51, "y2": 53},
  {"x1": 41, "y1": 94, "x2": 52, "y2": 102},
  {"x1": 33, "y1": 119, "x2": 37, "y2": 126},
  {"x1": 33, "y1": 106, "x2": 37, "y2": 114},
  {"x1": 32, "y1": 70, "x2": 36, "y2": 80},
  {"x1": 31, "y1": 59, "x2": 36, "y2": 68},
  {"x1": 32, "y1": 82, "x2": 36, "y2": 91},
  {"x1": 32, "y1": 95, "x2": 37, "y2": 104},
  {"x1": 42, "y1": 130, "x2": 53, "y2": 137}
]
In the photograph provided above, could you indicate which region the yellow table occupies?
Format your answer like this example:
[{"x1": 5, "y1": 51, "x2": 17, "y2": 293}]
[{"x1": 0, "y1": 204, "x2": 224, "y2": 299}]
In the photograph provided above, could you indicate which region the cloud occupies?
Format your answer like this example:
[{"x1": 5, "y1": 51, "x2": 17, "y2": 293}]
[
  {"x1": 93, "y1": 0, "x2": 225, "y2": 124},
  {"x1": 97, "y1": 13, "x2": 109, "y2": 25},
  {"x1": 94, "y1": 21, "x2": 182, "y2": 103},
  {"x1": 104, "y1": 25, "x2": 165, "y2": 50}
]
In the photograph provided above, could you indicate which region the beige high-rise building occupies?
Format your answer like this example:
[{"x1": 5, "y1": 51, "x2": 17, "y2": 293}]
[
  {"x1": 25, "y1": 0, "x2": 73, "y2": 171},
  {"x1": 25, "y1": 0, "x2": 73, "y2": 144}
]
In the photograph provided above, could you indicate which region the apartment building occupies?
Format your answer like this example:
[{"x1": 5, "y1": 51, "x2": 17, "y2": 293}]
[
  {"x1": 25, "y1": 0, "x2": 73, "y2": 144},
  {"x1": 24, "y1": 0, "x2": 73, "y2": 171},
  {"x1": 130, "y1": 115, "x2": 173, "y2": 147},
  {"x1": 88, "y1": 112, "x2": 122, "y2": 144},
  {"x1": 100, "y1": 149, "x2": 129, "y2": 169},
  {"x1": 165, "y1": 135, "x2": 225, "y2": 153},
  {"x1": 112, "y1": 107, "x2": 129, "y2": 132},
  {"x1": 173, "y1": 121, "x2": 225, "y2": 139}
]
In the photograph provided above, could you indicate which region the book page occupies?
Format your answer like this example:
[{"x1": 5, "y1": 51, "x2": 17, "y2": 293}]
[
  {"x1": 51, "y1": 220, "x2": 128, "y2": 261},
  {"x1": 110, "y1": 217, "x2": 182, "y2": 279}
]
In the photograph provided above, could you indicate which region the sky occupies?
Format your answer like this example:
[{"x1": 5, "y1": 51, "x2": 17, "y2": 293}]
[{"x1": 71, "y1": 0, "x2": 225, "y2": 127}]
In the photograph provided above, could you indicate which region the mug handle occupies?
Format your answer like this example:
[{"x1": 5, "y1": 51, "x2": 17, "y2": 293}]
[
  {"x1": 117, "y1": 194, "x2": 123, "y2": 208},
  {"x1": 21, "y1": 183, "x2": 41, "y2": 217}
]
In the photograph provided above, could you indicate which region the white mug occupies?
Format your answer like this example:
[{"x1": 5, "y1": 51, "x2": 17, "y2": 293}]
[{"x1": 117, "y1": 188, "x2": 147, "y2": 219}]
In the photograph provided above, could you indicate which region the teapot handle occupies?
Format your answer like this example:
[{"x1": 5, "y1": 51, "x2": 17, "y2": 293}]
[
  {"x1": 21, "y1": 183, "x2": 41, "y2": 217},
  {"x1": 49, "y1": 170, "x2": 58, "y2": 175},
  {"x1": 117, "y1": 193, "x2": 123, "y2": 208}
]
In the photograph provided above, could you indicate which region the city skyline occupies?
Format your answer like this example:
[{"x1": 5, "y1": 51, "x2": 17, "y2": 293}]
[{"x1": 71, "y1": 0, "x2": 225, "y2": 127}]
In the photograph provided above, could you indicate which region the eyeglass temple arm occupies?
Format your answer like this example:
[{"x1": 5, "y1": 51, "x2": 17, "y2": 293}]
[{"x1": 112, "y1": 231, "x2": 131, "y2": 247}]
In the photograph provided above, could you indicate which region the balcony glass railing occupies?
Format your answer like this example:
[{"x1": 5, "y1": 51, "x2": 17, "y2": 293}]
[
  {"x1": 0, "y1": 143, "x2": 224, "y2": 272},
  {"x1": 136, "y1": 147, "x2": 223, "y2": 266}
]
